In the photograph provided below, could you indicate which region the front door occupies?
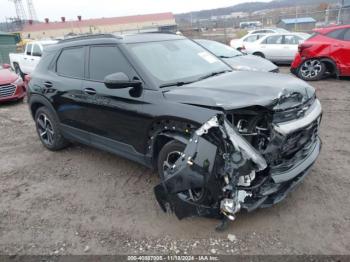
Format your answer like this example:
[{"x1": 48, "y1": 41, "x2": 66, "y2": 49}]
[{"x1": 81, "y1": 45, "x2": 146, "y2": 159}]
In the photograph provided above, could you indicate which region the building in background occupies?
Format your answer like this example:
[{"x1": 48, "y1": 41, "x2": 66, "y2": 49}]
[
  {"x1": 277, "y1": 17, "x2": 316, "y2": 32},
  {"x1": 21, "y1": 12, "x2": 177, "y2": 39}
]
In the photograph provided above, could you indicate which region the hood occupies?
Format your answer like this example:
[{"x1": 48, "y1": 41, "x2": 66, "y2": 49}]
[
  {"x1": 163, "y1": 71, "x2": 315, "y2": 111},
  {"x1": 0, "y1": 69, "x2": 18, "y2": 85},
  {"x1": 224, "y1": 55, "x2": 278, "y2": 73}
]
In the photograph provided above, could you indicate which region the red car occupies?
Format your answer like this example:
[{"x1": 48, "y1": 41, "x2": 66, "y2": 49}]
[
  {"x1": 291, "y1": 24, "x2": 350, "y2": 81},
  {"x1": 0, "y1": 64, "x2": 26, "y2": 103}
]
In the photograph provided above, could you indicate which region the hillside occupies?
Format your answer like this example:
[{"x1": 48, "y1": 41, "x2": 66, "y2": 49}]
[{"x1": 176, "y1": 0, "x2": 339, "y2": 21}]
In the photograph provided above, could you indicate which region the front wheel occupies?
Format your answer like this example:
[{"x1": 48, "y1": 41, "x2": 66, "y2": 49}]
[
  {"x1": 157, "y1": 140, "x2": 208, "y2": 204},
  {"x1": 298, "y1": 59, "x2": 326, "y2": 81}
]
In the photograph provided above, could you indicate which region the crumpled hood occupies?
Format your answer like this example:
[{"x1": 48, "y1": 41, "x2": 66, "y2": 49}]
[
  {"x1": 164, "y1": 71, "x2": 315, "y2": 110},
  {"x1": 224, "y1": 55, "x2": 278, "y2": 72}
]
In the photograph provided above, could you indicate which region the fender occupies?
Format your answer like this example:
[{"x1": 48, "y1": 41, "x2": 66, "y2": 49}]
[
  {"x1": 28, "y1": 93, "x2": 59, "y2": 121},
  {"x1": 320, "y1": 57, "x2": 340, "y2": 77}
]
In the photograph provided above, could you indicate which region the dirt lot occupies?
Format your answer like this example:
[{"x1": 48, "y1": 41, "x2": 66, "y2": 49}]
[{"x1": 0, "y1": 67, "x2": 349, "y2": 255}]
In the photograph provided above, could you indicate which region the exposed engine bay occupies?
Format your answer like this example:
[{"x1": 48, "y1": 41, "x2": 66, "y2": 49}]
[{"x1": 154, "y1": 98, "x2": 322, "y2": 230}]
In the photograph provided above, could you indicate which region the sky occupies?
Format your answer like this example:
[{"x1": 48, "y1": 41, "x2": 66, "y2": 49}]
[{"x1": 0, "y1": 0, "x2": 270, "y2": 22}]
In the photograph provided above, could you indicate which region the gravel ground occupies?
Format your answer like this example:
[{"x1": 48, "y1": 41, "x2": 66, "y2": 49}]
[{"x1": 0, "y1": 67, "x2": 349, "y2": 255}]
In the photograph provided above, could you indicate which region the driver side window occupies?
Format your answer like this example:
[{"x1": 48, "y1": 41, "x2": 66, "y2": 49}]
[{"x1": 88, "y1": 46, "x2": 135, "y2": 82}]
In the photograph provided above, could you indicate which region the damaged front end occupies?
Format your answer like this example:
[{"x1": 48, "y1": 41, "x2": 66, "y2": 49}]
[
  {"x1": 154, "y1": 115, "x2": 267, "y2": 227},
  {"x1": 154, "y1": 98, "x2": 322, "y2": 229}
]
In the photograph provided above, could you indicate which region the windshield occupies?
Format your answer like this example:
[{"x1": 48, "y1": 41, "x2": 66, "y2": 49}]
[
  {"x1": 126, "y1": 39, "x2": 231, "y2": 86},
  {"x1": 195, "y1": 39, "x2": 242, "y2": 58}
]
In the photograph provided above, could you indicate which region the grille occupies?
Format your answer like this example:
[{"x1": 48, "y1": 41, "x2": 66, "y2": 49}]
[
  {"x1": 281, "y1": 119, "x2": 319, "y2": 158},
  {"x1": 0, "y1": 84, "x2": 16, "y2": 98}
]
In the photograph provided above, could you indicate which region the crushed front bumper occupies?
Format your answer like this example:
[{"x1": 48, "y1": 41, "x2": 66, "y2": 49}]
[{"x1": 242, "y1": 136, "x2": 321, "y2": 212}]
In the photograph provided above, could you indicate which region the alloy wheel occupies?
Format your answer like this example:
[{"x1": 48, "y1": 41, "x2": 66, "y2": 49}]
[
  {"x1": 37, "y1": 113, "x2": 55, "y2": 146},
  {"x1": 300, "y1": 60, "x2": 322, "y2": 79}
]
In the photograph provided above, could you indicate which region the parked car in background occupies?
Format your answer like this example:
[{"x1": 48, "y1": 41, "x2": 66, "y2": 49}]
[
  {"x1": 244, "y1": 33, "x2": 310, "y2": 64},
  {"x1": 247, "y1": 28, "x2": 289, "y2": 35},
  {"x1": 195, "y1": 39, "x2": 279, "y2": 73},
  {"x1": 291, "y1": 24, "x2": 350, "y2": 81},
  {"x1": 0, "y1": 64, "x2": 26, "y2": 103},
  {"x1": 9, "y1": 40, "x2": 57, "y2": 78},
  {"x1": 230, "y1": 33, "x2": 266, "y2": 51}
]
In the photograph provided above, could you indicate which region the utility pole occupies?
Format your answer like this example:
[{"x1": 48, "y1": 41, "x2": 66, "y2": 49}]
[{"x1": 295, "y1": 5, "x2": 298, "y2": 32}]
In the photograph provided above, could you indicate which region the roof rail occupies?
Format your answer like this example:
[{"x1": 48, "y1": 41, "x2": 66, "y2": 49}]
[{"x1": 58, "y1": 34, "x2": 121, "y2": 43}]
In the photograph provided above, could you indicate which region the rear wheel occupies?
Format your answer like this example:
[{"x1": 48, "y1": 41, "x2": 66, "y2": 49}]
[
  {"x1": 157, "y1": 140, "x2": 207, "y2": 203},
  {"x1": 35, "y1": 107, "x2": 69, "y2": 151},
  {"x1": 298, "y1": 59, "x2": 326, "y2": 81}
]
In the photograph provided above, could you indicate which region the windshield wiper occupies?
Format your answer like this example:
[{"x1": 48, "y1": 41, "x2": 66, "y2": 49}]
[
  {"x1": 197, "y1": 70, "x2": 231, "y2": 81},
  {"x1": 159, "y1": 81, "x2": 194, "y2": 88}
]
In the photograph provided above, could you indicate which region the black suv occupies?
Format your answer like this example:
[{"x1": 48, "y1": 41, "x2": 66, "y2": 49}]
[{"x1": 28, "y1": 33, "x2": 322, "y2": 228}]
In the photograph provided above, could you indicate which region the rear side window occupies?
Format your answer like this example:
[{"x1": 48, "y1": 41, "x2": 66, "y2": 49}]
[
  {"x1": 327, "y1": 29, "x2": 346, "y2": 40},
  {"x1": 88, "y1": 46, "x2": 133, "y2": 81},
  {"x1": 32, "y1": 44, "x2": 42, "y2": 57},
  {"x1": 56, "y1": 47, "x2": 84, "y2": 78},
  {"x1": 284, "y1": 35, "x2": 302, "y2": 45},
  {"x1": 343, "y1": 29, "x2": 350, "y2": 41},
  {"x1": 26, "y1": 44, "x2": 32, "y2": 55},
  {"x1": 264, "y1": 35, "x2": 283, "y2": 44}
]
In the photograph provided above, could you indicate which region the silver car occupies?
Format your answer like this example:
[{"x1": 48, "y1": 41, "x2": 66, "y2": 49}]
[{"x1": 195, "y1": 39, "x2": 279, "y2": 73}]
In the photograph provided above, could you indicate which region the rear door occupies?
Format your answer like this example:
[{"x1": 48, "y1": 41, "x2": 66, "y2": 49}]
[
  {"x1": 81, "y1": 45, "x2": 145, "y2": 157},
  {"x1": 328, "y1": 28, "x2": 350, "y2": 76},
  {"x1": 49, "y1": 46, "x2": 88, "y2": 142},
  {"x1": 282, "y1": 35, "x2": 303, "y2": 62},
  {"x1": 260, "y1": 35, "x2": 284, "y2": 61}
]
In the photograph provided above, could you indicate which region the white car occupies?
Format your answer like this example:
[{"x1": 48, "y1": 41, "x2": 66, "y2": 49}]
[
  {"x1": 244, "y1": 33, "x2": 310, "y2": 64},
  {"x1": 9, "y1": 40, "x2": 57, "y2": 77},
  {"x1": 247, "y1": 28, "x2": 290, "y2": 35},
  {"x1": 230, "y1": 33, "x2": 266, "y2": 51}
]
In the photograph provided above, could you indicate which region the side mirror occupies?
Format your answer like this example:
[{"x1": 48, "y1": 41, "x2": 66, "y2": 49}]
[
  {"x1": 104, "y1": 72, "x2": 142, "y2": 89},
  {"x1": 2, "y1": 64, "x2": 11, "y2": 69}
]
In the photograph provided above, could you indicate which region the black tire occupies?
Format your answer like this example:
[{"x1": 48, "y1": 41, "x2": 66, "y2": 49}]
[
  {"x1": 297, "y1": 59, "x2": 326, "y2": 81},
  {"x1": 157, "y1": 140, "x2": 186, "y2": 180},
  {"x1": 157, "y1": 140, "x2": 208, "y2": 204},
  {"x1": 34, "y1": 107, "x2": 69, "y2": 151},
  {"x1": 253, "y1": 52, "x2": 265, "y2": 58}
]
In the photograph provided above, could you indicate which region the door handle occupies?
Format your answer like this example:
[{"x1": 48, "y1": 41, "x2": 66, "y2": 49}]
[
  {"x1": 24, "y1": 57, "x2": 27, "y2": 60},
  {"x1": 44, "y1": 81, "x2": 53, "y2": 88},
  {"x1": 84, "y1": 87, "x2": 96, "y2": 95}
]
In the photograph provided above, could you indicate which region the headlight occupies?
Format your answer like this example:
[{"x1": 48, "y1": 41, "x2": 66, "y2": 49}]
[{"x1": 12, "y1": 77, "x2": 23, "y2": 86}]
